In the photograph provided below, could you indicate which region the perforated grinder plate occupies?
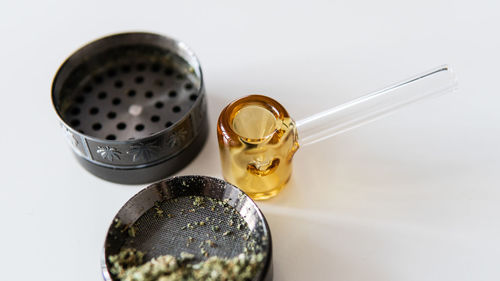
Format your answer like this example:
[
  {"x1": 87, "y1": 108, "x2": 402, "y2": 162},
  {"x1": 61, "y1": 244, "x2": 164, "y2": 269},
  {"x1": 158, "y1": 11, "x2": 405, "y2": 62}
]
[
  {"x1": 52, "y1": 33, "x2": 208, "y2": 184},
  {"x1": 102, "y1": 176, "x2": 273, "y2": 281}
]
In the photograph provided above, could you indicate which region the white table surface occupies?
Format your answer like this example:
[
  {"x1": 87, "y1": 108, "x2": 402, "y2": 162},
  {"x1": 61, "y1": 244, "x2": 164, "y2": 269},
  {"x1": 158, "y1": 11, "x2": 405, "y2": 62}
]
[{"x1": 1, "y1": 0, "x2": 499, "y2": 280}]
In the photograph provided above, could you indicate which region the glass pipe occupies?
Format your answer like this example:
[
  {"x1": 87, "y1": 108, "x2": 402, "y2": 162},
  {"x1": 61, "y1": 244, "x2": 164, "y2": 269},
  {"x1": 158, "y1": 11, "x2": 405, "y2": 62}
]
[{"x1": 217, "y1": 65, "x2": 458, "y2": 200}]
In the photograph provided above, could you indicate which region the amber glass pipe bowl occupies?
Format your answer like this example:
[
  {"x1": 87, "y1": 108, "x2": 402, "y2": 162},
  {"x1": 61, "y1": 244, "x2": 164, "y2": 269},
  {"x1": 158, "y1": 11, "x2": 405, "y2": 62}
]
[
  {"x1": 217, "y1": 95, "x2": 299, "y2": 200},
  {"x1": 216, "y1": 66, "x2": 457, "y2": 200}
]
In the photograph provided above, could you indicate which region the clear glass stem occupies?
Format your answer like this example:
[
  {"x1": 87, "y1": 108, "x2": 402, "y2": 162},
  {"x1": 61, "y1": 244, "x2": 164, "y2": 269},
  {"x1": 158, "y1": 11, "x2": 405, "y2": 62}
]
[{"x1": 296, "y1": 65, "x2": 458, "y2": 147}]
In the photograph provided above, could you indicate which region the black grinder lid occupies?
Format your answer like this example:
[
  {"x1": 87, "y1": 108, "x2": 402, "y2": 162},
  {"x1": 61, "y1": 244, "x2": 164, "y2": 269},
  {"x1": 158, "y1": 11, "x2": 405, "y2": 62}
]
[{"x1": 51, "y1": 32, "x2": 208, "y2": 184}]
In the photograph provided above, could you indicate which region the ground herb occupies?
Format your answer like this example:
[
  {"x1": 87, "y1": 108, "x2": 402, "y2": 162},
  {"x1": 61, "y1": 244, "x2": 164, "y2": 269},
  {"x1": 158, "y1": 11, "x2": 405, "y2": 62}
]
[
  {"x1": 179, "y1": 252, "x2": 194, "y2": 261},
  {"x1": 109, "y1": 248, "x2": 265, "y2": 281},
  {"x1": 192, "y1": 196, "x2": 205, "y2": 207},
  {"x1": 110, "y1": 195, "x2": 266, "y2": 281},
  {"x1": 200, "y1": 247, "x2": 208, "y2": 257},
  {"x1": 155, "y1": 209, "x2": 163, "y2": 217},
  {"x1": 128, "y1": 226, "x2": 137, "y2": 238},
  {"x1": 154, "y1": 202, "x2": 164, "y2": 218},
  {"x1": 114, "y1": 218, "x2": 122, "y2": 229},
  {"x1": 205, "y1": 240, "x2": 216, "y2": 248}
]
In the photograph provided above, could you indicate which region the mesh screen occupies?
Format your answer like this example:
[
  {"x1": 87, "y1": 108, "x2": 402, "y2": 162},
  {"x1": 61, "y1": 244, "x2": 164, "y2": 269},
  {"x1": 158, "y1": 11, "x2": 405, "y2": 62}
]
[
  {"x1": 103, "y1": 176, "x2": 272, "y2": 281},
  {"x1": 123, "y1": 196, "x2": 251, "y2": 262}
]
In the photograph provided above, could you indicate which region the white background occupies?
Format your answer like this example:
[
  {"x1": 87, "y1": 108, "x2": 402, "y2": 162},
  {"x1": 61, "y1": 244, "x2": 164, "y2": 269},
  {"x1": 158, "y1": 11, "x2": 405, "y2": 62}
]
[{"x1": 1, "y1": 0, "x2": 500, "y2": 280}]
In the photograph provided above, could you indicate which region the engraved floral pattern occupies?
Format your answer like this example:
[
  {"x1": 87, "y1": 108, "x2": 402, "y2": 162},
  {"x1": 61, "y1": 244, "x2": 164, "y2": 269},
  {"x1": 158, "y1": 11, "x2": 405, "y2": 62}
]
[
  {"x1": 166, "y1": 128, "x2": 189, "y2": 148},
  {"x1": 97, "y1": 146, "x2": 122, "y2": 161},
  {"x1": 127, "y1": 142, "x2": 160, "y2": 162}
]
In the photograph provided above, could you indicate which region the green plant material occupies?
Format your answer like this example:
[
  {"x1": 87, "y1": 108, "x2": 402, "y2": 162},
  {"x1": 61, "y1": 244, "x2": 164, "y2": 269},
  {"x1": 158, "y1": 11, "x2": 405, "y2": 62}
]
[
  {"x1": 109, "y1": 248, "x2": 265, "y2": 281},
  {"x1": 200, "y1": 247, "x2": 208, "y2": 257},
  {"x1": 192, "y1": 196, "x2": 205, "y2": 207},
  {"x1": 179, "y1": 252, "x2": 194, "y2": 262},
  {"x1": 154, "y1": 202, "x2": 164, "y2": 218},
  {"x1": 128, "y1": 226, "x2": 137, "y2": 238},
  {"x1": 108, "y1": 248, "x2": 144, "y2": 278},
  {"x1": 205, "y1": 240, "x2": 216, "y2": 248}
]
